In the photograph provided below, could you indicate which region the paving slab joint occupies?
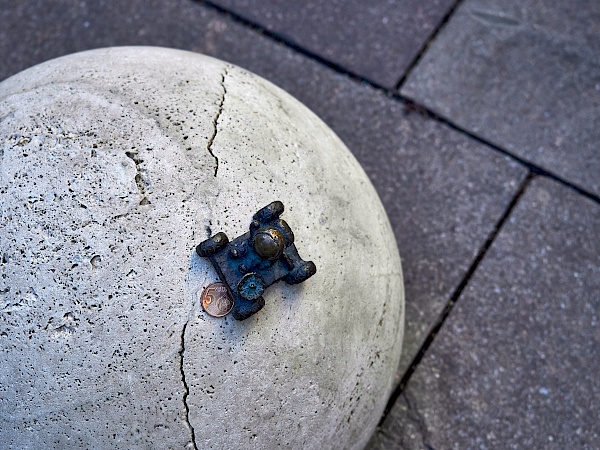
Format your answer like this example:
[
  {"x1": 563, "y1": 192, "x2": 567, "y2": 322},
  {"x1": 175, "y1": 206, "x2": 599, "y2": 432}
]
[
  {"x1": 379, "y1": 172, "x2": 535, "y2": 424},
  {"x1": 397, "y1": 95, "x2": 600, "y2": 205},
  {"x1": 197, "y1": 0, "x2": 378, "y2": 88},
  {"x1": 395, "y1": 0, "x2": 466, "y2": 90}
]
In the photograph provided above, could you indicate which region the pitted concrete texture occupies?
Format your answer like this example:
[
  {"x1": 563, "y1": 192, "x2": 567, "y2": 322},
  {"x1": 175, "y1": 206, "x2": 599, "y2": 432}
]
[{"x1": 0, "y1": 47, "x2": 404, "y2": 449}]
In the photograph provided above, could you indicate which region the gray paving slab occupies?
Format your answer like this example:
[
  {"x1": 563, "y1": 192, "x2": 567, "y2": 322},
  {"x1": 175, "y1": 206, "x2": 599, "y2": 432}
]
[
  {"x1": 402, "y1": 0, "x2": 600, "y2": 197},
  {"x1": 0, "y1": 0, "x2": 527, "y2": 384},
  {"x1": 373, "y1": 176, "x2": 600, "y2": 449},
  {"x1": 206, "y1": 0, "x2": 456, "y2": 88},
  {"x1": 0, "y1": 0, "x2": 229, "y2": 83}
]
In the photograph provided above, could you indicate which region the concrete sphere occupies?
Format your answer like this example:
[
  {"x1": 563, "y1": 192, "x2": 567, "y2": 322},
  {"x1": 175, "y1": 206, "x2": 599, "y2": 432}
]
[{"x1": 0, "y1": 47, "x2": 404, "y2": 449}]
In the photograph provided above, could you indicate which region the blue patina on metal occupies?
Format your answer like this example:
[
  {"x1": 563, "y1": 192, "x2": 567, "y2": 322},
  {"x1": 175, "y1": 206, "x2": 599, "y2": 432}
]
[{"x1": 196, "y1": 201, "x2": 317, "y2": 320}]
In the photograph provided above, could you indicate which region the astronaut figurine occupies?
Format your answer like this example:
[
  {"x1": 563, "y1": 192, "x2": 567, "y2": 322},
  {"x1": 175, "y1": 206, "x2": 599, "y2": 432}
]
[{"x1": 196, "y1": 201, "x2": 317, "y2": 320}]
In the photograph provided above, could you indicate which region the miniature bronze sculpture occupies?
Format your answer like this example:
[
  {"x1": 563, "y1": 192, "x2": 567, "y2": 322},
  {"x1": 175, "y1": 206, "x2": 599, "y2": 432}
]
[{"x1": 196, "y1": 201, "x2": 317, "y2": 320}]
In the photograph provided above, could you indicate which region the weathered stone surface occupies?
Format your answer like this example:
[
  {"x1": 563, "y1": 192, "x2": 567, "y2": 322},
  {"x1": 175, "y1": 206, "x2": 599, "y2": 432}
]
[
  {"x1": 0, "y1": 48, "x2": 403, "y2": 449},
  {"x1": 207, "y1": 0, "x2": 456, "y2": 88},
  {"x1": 378, "y1": 177, "x2": 600, "y2": 449},
  {"x1": 402, "y1": 0, "x2": 600, "y2": 196}
]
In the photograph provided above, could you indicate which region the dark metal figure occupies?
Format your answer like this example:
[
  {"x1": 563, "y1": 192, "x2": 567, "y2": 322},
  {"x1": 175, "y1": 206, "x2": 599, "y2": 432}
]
[{"x1": 196, "y1": 201, "x2": 317, "y2": 320}]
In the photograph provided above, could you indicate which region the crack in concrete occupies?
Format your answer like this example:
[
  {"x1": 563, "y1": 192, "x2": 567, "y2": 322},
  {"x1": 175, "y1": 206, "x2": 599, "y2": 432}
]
[
  {"x1": 125, "y1": 150, "x2": 149, "y2": 205},
  {"x1": 179, "y1": 320, "x2": 198, "y2": 450},
  {"x1": 206, "y1": 68, "x2": 228, "y2": 177}
]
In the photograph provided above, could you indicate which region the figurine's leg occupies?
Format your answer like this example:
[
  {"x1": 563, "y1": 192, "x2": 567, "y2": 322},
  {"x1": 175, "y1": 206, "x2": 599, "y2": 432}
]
[
  {"x1": 196, "y1": 232, "x2": 229, "y2": 257},
  {"x1": 253, "y1": 200, "x2": 284, "y2": 222},
  {"x1": 285, "y1": 261, "x2": 317, "y2": 285},
  {"x1": 232, "y1": 296, "x2": 265, "y2": 321}
]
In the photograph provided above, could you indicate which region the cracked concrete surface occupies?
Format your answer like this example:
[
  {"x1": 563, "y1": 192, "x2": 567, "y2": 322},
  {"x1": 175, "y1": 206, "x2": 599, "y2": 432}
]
[
  {"x1": 0, "y1": 47, "x2": 404, "y2": 449},
  {"x1": 125, "y1": 150, "x2": 150, "y2": 204},
  {"x1": 206, "y1": 68, "x2": 228, "y2": 177},
  {"x1": 0, "y1": 47, "x2": 225, "y2": 449},
  {"x1": 179, "y1": 321, "x2": 198, "y2": 450}
]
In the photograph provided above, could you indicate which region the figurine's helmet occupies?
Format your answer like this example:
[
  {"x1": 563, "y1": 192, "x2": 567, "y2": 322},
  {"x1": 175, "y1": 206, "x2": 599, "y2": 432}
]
[{"x1": 253, "y1": 227, "x2": 285, "y2": 260}]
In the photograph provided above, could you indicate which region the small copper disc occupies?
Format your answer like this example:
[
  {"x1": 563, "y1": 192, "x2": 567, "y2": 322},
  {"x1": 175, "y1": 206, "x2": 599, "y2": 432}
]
[{"x1": 201, "y1": 282, "x2": 234, "y2": 318}]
